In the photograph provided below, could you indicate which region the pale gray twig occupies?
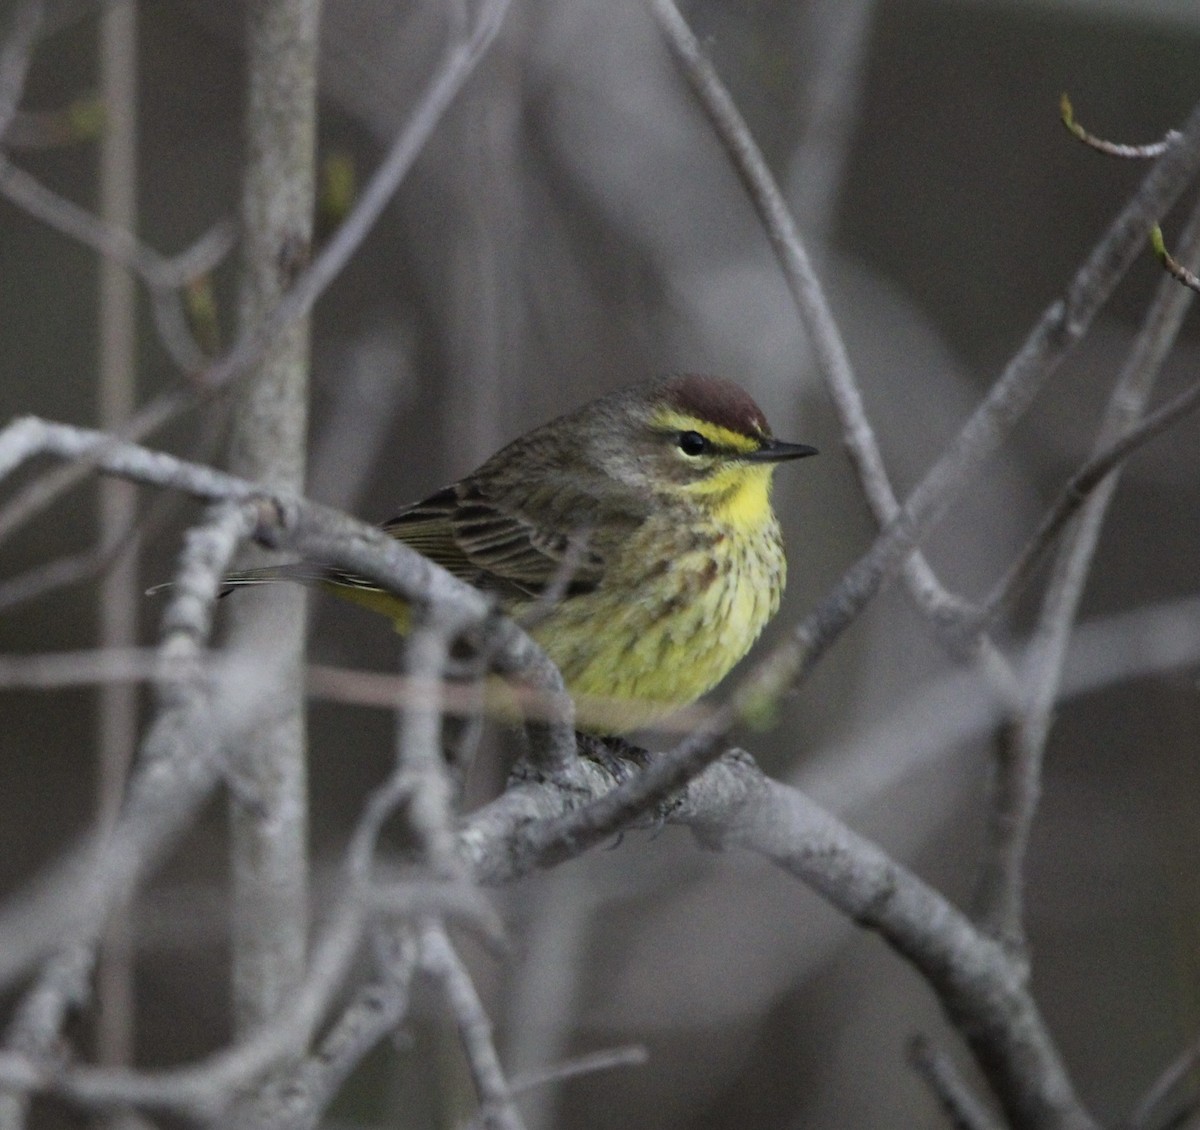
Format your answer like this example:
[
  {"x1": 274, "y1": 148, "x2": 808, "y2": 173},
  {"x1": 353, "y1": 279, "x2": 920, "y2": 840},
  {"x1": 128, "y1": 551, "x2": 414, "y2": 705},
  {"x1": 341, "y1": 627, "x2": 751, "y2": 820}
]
[
  {"x1": 799, "y1": 592, "x2": 1200, "y2": 819},
  {"x1": 0, "y1": 517, "x2": 139, "y2": 610},
  {"x1": 785, "y1": 0, "x2": 876, "y2": 245},
  {"x1": 973, "y1": 192, "x2": 1200, "y2": 952},
  {"x1": 0, "y1": 873, "x2": 367, "y2": 1121},
  {"x1": 648, "y1": 0, "x2": 992, "y2": 652},
  {"x1": 908, "y1": 1034, "x2": 1004, "y2": 1130},
  {"x1": 0, "y1": 499, "x2": 257, "y2": 1121},
  {"x1": 399, "y1": 623, "x2": 469, "y2": 876},
  {"x1": 0, "y1": 943, "x2": 93, "y2": 1130},
  {"x1": 0, "y1": 698, "x2": 492, "y2": 1121},
  {"x1": 507, "y1": 1045, "x2": 649, "y2": 1096},
  {"x1": 0, "y1": 0, "x2": 42, "y2": 137},
  {"x1": 198, "y1": 0, "x2": 514, "y2": 400},
  {"x1": 223, "y1": 928, "x2": 419, "y2": 1130},
  {"x1": 0, "y1": 159, "x2": 234, "y2": 294},
  {"x1": 730, "y1": 90, "x2": 1200, "y2": 716},
  {"x1": 0, "y1": 0, "x2": 511, "y2": 546},
  {"x1": 977, "y1": 356, "x2": 1200, "y2": 634},
  {"x1": 1126, "y1": 1032, "x2": 1200, "y2": 1130},
  {"x1": 421, "y1": 922, "x2": 526, "y2": 1130},
  {"x1": 0, "y1": 156, "x2": 231, "y2": 370},
  {"x1": 95, "y1": 0, "x2": 141, "y2": 1086}
]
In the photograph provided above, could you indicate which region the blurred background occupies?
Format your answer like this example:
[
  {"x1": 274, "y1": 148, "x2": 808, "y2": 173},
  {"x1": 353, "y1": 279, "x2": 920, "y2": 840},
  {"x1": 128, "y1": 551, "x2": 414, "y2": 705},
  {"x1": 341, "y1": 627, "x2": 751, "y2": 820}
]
[{"x1": 2, "y1": 0, "x2": 1200, "y2": 1125}]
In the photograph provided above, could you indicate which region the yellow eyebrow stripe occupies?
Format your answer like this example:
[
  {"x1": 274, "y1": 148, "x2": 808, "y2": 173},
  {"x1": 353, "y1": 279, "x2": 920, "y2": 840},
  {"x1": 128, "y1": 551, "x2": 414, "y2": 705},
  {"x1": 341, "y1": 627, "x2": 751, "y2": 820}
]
[{"x1": 650, "y1": 409, "x2": 761, "y2": 454}]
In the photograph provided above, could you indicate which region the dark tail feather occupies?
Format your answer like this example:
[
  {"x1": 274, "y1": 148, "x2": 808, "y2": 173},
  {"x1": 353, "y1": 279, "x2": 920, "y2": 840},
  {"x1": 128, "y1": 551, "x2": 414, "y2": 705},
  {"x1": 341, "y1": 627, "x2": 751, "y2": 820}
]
[
  {"x1": 219, "y1": 562, "x2": 331, "y2": 597},
  {"x1": 146, "y1": 563, "x2": 326, "y2": 600}
]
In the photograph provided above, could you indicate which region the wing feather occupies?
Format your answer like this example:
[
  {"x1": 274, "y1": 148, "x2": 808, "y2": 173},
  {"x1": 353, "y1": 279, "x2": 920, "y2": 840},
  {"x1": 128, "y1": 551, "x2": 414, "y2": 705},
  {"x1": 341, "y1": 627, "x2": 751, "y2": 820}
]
[{"x1": 379, "y1": 482, "x2": 606, "y2": 602}]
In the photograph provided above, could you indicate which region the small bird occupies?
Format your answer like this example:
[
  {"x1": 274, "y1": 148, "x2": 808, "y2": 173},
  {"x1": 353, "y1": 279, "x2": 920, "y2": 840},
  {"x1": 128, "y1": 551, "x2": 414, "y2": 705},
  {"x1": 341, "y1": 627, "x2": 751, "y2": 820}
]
[{"x1": 227, "y1": 375, "x2": 816, "y2": 731}]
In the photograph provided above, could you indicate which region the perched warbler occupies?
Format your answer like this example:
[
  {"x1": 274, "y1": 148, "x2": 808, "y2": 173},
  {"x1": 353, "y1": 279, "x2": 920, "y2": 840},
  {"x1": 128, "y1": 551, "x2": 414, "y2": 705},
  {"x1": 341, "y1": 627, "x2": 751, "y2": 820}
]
[{"x1": 228, "y1": 375, "x2": 816, "y2": 731}]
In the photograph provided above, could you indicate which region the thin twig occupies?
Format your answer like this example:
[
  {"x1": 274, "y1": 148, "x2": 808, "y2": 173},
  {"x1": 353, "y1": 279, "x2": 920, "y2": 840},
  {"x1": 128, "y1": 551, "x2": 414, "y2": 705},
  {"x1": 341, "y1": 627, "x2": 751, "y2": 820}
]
[
  {"x1": 421, "y1": 923, "x2": 526, "y2": 1130},
  {"x1": 0, "y1": 159, "x2": 234, "y2": 293},
  {"x1": 972, "y1": 194, "x2": 1200, "y2": 949},
  {"x1": 0, "y1": 155, "x2": 230, "y2": 370},
  {"x1": 0, "y1": 674, "x2": 494, "y2": 1122},
  {"x1": 648, "y1": 0, "x2": 989, "y2": 654},
  {"x1": 0, "y1": 0, "x2": 42, "y2": 136},
  {"x1": 0, "y1": 647, "x2": 187, "y2": 689},
  {"x1": 0, "y1": 0, "x2": 512, "y2": 548},
  {"x1": 1127, "y1": 1032, "x2": 1200, "y2": 1130},
  {"x1": 0, "y1": 516, "x2": 139, "y2": 611},
  {"x1": 94, "y1": 0, "x2": 141, "y2": 1087},
  {"x1": 221, "y1": 927, "x2": 419, "y2": 1130},
  {"x1": 1061, "y1": 93, "x2": 1179, "y2": 159},
  {"x1": 976, "y1": 360, "x2": 1200, "y2": 631},
  {"x1": 1152, "y1": 224, "x2": 1200, "y2": 292},
  {"x1": 908, "y1": 1034, "x2": 1004, "y2": 1130},
  {"x1": 797, "y1": 592, "x2": 1200, "y2": 821},
  {"x1": 399, "y1": 622, "x2": 469, "y2": 877},
  {"x1": 0, "y1": 499, "x2": 257, "y2": 1114},
  {"x1": 507, "y1": 1045, "x2": 649, "y2": 1096},
  {"x1": 721, "y1": 89, "x2": 1200, "y2": 720},
  {"x1": 0, "y1": 943, "x2": 93, "y2": 1130},
  {"x1": 0, "y1": 418, "x2": 577, "y2": 764},
  {"x1": 0, "y1": 877, "x2": 368, "y2": 1121}
]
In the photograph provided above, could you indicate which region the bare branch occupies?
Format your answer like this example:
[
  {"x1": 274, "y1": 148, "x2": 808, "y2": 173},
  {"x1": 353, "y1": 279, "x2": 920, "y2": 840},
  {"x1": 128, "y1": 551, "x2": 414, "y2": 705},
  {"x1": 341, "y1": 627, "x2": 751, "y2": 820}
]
[
  {"x1": 0, "y1": 158, "x2": 235, "y2": 295},
  {"x1": 0, "y1": 498, "x2": 257, "y2": 1118},
  {"x1": 0, "y1": 647, "x2": 172, "y2": 688},
  {"x1": 0, "y1": 0, "x2": 511, "y2": 548},
  {"x1": 976, "y1": 360, "x2": 1200, "y2": 632},
  {"x1": 0, "y1": 154, "x2": 232, "y2": 370},
  {"x1": 972, "y1": 194, "x2": 1200, "y2": 949},
  {"x1": 1127, "y1": 1032, "x2": 1200, "y2": 1130},
  {"x1": 0, "y1": 0, "x2": 42, "y2": 137},
  {"x1": 94, "y1": 0, "x2": 141, "y2": 1083},
  {"x1": 648, "y1": 0, "x2": 989, "y2": 655},
  {"x1": 0, "y1": 416, "x2": 259, "y2": 502},
  {"x1": 0, "y1": 942, "x2": 93, "y2": 1130},
  {"x1": 421, "y1": 923, "x2": 526, "y2": 1130},
  {"x1": 0, "y1": 871, "x2": 366, "y2": 1121},
  {"x1": 908, "y1": 1034, "x2": 1004, "y2": 1130},
  {"x1": 399, "y1": 623, "x2": 470, "y2": 877},
  {"x1": 1061, "y1": 93, "x2": 1179, "y2": 159},
  {"x1": 462, "y1": 748, "x2": 1096, "y2": 1130},
  {"x1": 0, "y1": 518, "x2": 138, "y2": 611},
  {"x1": 224, "y1": 0, "x2": 321, "y2": 1041},
  {"x1": 507, "y1": 1045, "x2": 649, "y2": 1097},
  {"x1": 221, "y1": 928, "x2": 418, "y2": 1130},
  {"x1": 0, "y1": 418, "x2": 577, "y2": 765},
  {"x1": 801, "y1": 592, "x2": 1200, "y2": 822},
  {"x1": 728, "y1": 90, "x2": 1200, "y2": 717},
  {"x1": 1152, "y1": 223, "x2": 1200, "y2": 292}
]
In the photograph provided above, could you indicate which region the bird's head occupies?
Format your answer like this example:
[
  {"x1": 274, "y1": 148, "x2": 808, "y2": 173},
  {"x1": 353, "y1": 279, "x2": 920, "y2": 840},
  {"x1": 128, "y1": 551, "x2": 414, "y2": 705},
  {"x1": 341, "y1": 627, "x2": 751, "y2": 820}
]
[{"x1": 587, "y1": 375, "x2": 817, "y2": 524}]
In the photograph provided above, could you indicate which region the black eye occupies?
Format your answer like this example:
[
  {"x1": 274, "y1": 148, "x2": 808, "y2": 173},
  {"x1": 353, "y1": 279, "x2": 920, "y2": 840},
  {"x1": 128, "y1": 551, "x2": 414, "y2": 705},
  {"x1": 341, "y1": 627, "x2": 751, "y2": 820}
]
[{"x1": 677, "y1": 430, "x2": 710, "y2": 456}]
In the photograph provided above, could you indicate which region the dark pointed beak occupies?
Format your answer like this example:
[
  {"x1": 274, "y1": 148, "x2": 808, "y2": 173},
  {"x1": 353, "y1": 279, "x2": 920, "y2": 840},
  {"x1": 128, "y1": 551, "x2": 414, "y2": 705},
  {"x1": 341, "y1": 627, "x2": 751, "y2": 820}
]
[{"x1": 745, "y1": 439, "x2": 819, "y2": 463}]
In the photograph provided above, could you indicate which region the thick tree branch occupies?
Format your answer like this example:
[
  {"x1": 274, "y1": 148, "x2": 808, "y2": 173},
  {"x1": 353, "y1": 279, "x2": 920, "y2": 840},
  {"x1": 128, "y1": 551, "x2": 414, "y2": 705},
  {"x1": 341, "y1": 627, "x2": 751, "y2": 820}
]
[
  {"x1": 462, "y1": 749, "x2": 1095, "y2": 1130},
  {"x1": 225, "y1": 0, "x2": 320, "y2": 1041}
]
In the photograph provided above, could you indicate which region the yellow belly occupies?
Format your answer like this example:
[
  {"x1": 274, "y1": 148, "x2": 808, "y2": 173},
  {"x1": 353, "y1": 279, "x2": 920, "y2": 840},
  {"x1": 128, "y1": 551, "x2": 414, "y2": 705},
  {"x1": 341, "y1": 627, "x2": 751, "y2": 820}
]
[{"x1": 526, "y1": 519, "x2": 786, "y2": 732}]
